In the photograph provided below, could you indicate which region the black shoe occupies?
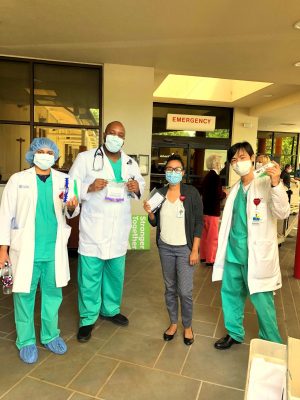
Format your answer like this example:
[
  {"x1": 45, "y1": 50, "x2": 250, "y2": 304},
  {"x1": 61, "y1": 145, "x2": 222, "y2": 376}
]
[
  {"x1": 214, "y1": 334, "x2": 241, "y2": 350},
  {"x1": 200, "y1": 259, "x2": 206, "y2": 263},
  {"x1": 163, "y1": 327, "x2": 177, "y2": 341},
  {"x1": 100, "y1": 313, "x2": 129, "y2": 326},
  {"x1": 183, "y1": 329, "x2": 194, "y2": 346},
  {"x1": 77, "y1": 324, "x2": 94, "y2": 342},
  {"x1": 206, "y1": 262, "x2": 214, "y2": 267}
]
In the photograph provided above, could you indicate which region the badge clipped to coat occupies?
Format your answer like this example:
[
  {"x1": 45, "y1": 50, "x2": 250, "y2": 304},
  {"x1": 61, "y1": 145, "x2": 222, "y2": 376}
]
[
  {"x1": 252, "y1": 198, "x2": 264, "y2": 223},
  {"x1": 105, "y1": 181, "x2": 125, "y2": 202}
]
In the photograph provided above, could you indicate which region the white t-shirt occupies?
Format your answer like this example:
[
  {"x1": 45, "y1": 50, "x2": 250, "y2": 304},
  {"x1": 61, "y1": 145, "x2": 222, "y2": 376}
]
[{"x1": 160, "y1": 198, "x2": 187, "y2": 245}]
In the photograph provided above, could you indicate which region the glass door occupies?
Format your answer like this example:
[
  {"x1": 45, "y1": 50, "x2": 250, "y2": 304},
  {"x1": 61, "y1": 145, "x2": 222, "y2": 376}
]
[{"x1": 151, "y1": 140, "x2": 188, "y2": 190}]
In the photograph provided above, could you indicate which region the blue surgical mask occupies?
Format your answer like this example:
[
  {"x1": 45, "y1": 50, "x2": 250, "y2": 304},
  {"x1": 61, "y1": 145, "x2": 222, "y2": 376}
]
[
  {"x1": 105, "y1": 134, "x2": 124, "y2": 153},
  {"x1": 34, "y1": 153, "x2": 55, "y2": 170},
  {"x1": 165, "y1": 171, "x2": 183, "y2": 185}
]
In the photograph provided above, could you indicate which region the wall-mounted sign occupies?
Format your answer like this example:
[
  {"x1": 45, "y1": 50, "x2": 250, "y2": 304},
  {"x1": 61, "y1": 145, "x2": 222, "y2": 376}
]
[{"x1": 167, "y1": 113, "x2": 216, "y2": 131}]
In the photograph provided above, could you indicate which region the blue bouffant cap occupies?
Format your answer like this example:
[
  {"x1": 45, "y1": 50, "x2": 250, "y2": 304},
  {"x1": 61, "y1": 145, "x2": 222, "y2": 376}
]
[{"x1": 25, "y1": 138, "x2": 59, "y2": 165}]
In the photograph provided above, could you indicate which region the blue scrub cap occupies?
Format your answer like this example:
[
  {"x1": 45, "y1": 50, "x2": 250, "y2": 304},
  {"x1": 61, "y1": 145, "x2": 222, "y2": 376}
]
[{"x1": 25, "y1": 138, "x2": 59, "y2": 165}]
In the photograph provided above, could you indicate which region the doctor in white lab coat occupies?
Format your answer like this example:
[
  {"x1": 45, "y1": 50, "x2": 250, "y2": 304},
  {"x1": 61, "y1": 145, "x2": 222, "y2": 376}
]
[
  {"x1": 69, "y1": 121, "x2": 145, "y2": 342},
  {"x1": 0, "y1": 138, "x2": 79, "y2": 364},
  {"x1": 212, "y1": 141, "x2": 290, "y2": 350}
]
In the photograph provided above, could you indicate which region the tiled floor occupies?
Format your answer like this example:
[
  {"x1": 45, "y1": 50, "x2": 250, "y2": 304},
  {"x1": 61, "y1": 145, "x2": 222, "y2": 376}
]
[{"x1": 0, "y1": 228, "x2": 299, "y2": 400}]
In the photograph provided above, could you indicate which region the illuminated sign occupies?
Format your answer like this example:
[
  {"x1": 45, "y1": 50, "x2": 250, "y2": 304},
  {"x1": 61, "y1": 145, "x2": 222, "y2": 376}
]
[{"x1": 167, "y1": 113, "x2": 216, "y2": 131}]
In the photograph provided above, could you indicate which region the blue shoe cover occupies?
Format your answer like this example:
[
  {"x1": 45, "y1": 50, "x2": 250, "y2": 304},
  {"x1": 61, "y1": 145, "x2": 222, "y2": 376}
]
[
  {"x1": 44, "y1": 337, "x2": 67, "y2": 355},
  {"x1": 19, "y1": 344, "x2": 38, "y2": 364}
]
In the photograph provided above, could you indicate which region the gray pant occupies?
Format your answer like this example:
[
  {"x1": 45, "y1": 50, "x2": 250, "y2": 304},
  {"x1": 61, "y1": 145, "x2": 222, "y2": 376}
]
[{"x1": 158, "y1": 238, "x2": 194, "y2": 328}]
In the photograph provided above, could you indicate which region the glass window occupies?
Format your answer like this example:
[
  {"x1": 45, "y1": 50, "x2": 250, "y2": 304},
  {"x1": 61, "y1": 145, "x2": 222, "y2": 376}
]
[
  {"x1": 34, "y1": 126, "x2": 99, "y2": 170},
  {"x1": 0, "y1": 61, "x2": 30, "y2": 121},
  {"x1": 34, "y1": 64, "x2": 100, "y2": 126},
  {"x1": 0, "y1": 125, "x2": 30, "y2": 182}
]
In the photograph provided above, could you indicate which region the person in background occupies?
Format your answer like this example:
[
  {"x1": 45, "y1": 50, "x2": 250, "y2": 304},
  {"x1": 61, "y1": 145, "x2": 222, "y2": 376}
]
[
  {"x1": 200, "y1": 155, "x2": 227, "y2": 266},
  {"x1": 69, "y1": 121, "x2": 145, "y2": 342},
  {"x1": 280, "y1": 164, "x2": 297, "y2": 203},
  {"x1": 213, "y1": 141, "x2": 290, "y2": 350},
  {"x1": 144, "y1": 154, "x2": 203, "y2": 345},
  {"x1": 255, "y1": 154, "x2": 270, "y2": 169},
  {"x1": 0, "y1": 138, "x2": 79, "y2": 364}
]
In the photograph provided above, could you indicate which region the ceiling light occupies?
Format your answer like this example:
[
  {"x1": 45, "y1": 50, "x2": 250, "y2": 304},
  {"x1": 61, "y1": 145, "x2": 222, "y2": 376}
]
[
  {"x1": 294, "y1": 61, "x2": 300, "y2": 67},
  {"x1": 294, "y1": 21, "x2": 300, "y2": 29}
]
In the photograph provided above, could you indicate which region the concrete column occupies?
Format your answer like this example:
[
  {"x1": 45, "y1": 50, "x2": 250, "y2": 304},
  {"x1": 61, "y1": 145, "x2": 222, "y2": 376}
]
[{"x1": 229, "y1": 108, "x2": 258, "y2": 186}]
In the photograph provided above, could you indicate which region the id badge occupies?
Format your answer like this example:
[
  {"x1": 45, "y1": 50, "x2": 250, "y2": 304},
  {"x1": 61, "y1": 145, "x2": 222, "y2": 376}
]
[
  {"x1": 252, "y1": 208, "x2": 262, "y2": 224},
  {"x1": 251, "y1": 198, "x2": 265, "y2": 224},
  {"x1": 105, "y1": 182, "x2": 125, "y2": 202},
  {"x1": 177, "y1": 204, "x2": 184, "y2": 218}
]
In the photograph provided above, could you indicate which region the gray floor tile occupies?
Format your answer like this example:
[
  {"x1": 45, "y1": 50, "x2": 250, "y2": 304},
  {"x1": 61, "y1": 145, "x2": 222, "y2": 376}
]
[
  {"x1": 192, "y1": 320, "x2": 216, "y2": 337},
  {"x1": 0, "y1": 339, "x2": 49, "y2": 396},
  {"x1": 69, "y1": 355, "x2": 118, "y2": 396},
  {"x1": 1, "y1": 377, "x2": 71, "y2": 400},
  {"x1": 0, "y1": 312, "x2": 16, "y2": 333},
  {"x1": 99, "y1": 362, "x2": 200, "y2": 400},
  {"x1": 154, "y1": 338, "x2": 189, "y2": 373},
  {"x1": 30, "y1": 337, "x2": 106, "y2": 386},
  {"x1": 181, "y1": 336, "x2": 249, "y2": 389},
  {"x1": 193, "y1": 303, "x2": 220, "y2": 324},
  {"x1": 198, "y1": 382, "x2": 244, "y2": 400},
  {"x1": 99, "y1": 330, "x2": 164, "y2": 367},
  {"x1": 124, "y1": 308, "x2": 169, "y2": 339}
]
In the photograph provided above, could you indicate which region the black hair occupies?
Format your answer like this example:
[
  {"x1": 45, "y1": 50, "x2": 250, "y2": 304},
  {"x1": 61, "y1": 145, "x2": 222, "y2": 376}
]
[
  {"x1": 227, "y1": 141, "x2": 254, "y2": 163},
  {"x1": 166, "y1": 154, "x2": 185, "y2": 169},
  {"x1": 284, "y1": 164, "x2": 291, "y2": 170}
]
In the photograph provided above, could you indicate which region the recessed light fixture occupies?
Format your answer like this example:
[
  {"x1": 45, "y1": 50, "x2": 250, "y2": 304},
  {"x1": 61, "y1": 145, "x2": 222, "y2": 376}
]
[
  {"x1": 263, "y1": 94, "x2": 273, "y2": 97},
  {"x1": 294, "y1": 61, "x2": 300, "y2": 67},
  {"x1": 294, "y1": 21, "x2": 300, "y2": 30}
]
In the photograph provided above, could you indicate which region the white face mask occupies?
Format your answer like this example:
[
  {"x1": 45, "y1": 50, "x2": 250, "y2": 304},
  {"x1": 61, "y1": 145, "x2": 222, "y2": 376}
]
[
  {"x1": 105, "y1": 134, "x2": 124, "y2": 153},
  {"x1": 232, "y1": 160, "x2": 252, "y2": 177},
  {"x1": 255, "y1": 162, "x2": 263, "y2": 169},
  {"x1": 34, "y1": 153, "x2": 55, "y2": 170}
]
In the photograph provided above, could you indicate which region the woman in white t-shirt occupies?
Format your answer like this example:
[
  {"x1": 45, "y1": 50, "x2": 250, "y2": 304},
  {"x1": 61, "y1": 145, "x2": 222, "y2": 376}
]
[{"x1": 144, "y1": 154, "x2": 203, "y2": 345}]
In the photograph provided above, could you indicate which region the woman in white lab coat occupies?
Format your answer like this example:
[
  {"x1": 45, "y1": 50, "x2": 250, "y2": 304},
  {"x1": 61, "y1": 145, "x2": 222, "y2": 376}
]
[{"x1": 0, "y1": 138, "x2": 79, "y2": 364}]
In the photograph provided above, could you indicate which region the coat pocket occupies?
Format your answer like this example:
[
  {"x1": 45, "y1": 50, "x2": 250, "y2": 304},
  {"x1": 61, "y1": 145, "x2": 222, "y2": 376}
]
[
  {"x1": 63, "y1": 225, "x2": 72, "y2": 246},
  {"x1": 252, "y1": 240, "x2": 277, "y2": 279},
  {"x1": 10, "y1": 228, "x2": 24, "y2": 251}
]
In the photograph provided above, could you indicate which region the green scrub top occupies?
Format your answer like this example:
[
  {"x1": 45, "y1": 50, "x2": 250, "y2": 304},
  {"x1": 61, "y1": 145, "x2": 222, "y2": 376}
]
[
  {"x1": 109, "y1": 158, "x2": 123, "y2": 183},
  {"x1": 226, "y1": 182, "x2": 248, "y2": 265},
  {"x1": 34, "y1": 174, "x2": 58, "y2": 261}
]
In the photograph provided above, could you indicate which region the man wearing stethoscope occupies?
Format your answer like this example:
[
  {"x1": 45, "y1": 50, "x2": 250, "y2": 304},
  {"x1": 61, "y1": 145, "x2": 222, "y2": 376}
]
[{"x1": 69, "y1": 121, "x2": 145, "y2": 342}]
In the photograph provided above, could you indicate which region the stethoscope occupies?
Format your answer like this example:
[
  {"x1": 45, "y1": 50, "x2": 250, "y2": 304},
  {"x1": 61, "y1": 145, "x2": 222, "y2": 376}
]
[{"x1": 92, "y1": 146, "x2": 133, "y2": 171}]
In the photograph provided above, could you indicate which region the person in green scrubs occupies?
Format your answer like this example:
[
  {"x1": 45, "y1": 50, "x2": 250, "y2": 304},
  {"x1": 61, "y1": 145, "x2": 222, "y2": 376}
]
[
  {"x1": 214, "y1": 142, "x2": 285, "y2": 350},
  {"x1": 0, "y1": 138, "x2": 78, "y2": 364}
]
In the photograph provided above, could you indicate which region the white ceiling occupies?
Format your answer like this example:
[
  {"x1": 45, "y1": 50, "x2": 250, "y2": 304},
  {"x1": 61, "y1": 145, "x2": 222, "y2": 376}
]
[{"x1": 1, "y1": 0, "x2": 300, "y2": 131}]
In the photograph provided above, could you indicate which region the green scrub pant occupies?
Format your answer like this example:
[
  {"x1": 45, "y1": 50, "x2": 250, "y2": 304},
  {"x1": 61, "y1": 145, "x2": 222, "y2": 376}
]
[
  {"x1": 78, "y1": 254, "x2": 126, "y2": 327},
  {"x1": 13, "y1": 261, "x2": 62, "y2": 349},
  {"x1": 221, "y1": 261, "x2": 282, "y2": 343}
]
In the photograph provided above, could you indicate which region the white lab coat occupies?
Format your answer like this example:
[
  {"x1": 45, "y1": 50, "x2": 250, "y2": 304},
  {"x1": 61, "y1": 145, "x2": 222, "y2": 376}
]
[
  {"x1": 0, "y1": 167, "x2": 80, "y2": 293},
  {"x1": 69, "y1": 147, "x2": 145, "y2": 259},
  {"x1": 212, "y1": 176, "x2": 290, "y2": 294}
]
